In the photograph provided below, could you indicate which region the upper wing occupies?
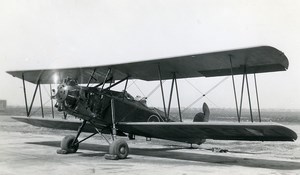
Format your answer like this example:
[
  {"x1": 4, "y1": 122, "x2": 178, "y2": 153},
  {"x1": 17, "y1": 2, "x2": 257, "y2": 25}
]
[
  {"x1": 116, "y1": 122, "x2": 297, "y2": 143},
  {"x1": 7, "y1": 46, "x2": 288, "y2": 84}
]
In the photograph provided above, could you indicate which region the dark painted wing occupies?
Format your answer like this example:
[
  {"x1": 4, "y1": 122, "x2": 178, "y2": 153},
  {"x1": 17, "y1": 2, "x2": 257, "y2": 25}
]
[
  {"x1": 12, "y1": 117, "x2": 127, "y2": 136},
  {"x1": 7, "y1": 46, "x2": 288, "y2": 84},
  {"x1": 116, "y1": 122, "x2": 297, "y2": 143},
  {"x1": 12, "y1": 117, "x2": 96, "y2": 133}
]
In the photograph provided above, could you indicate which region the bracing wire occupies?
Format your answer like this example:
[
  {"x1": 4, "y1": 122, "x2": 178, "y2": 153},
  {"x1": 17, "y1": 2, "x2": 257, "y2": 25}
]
[
  {"x1": 127, "y1": 80, "x2": 136, "y2": 89},
  {"x1": 184, "y1": 79, "x2": 220, "y2": 108},
  {"x1": 146, "y1": 80, "x2": 166, "y2": 98},
  {"x1": 42, "y1": 85, "x2": 51, "y2": 97},
  {"x1": 127, "y1": 79, "x2": 166, "y2": 98},
  {"x1": 182, "y1": 77, "x2": 229, "y2": 113},
  {"x1": 133, "y1": 81, "x2": 146, "y2": 97},
  {"x1": 30, "y1": 98, "x2": 51, "y2": 117}
]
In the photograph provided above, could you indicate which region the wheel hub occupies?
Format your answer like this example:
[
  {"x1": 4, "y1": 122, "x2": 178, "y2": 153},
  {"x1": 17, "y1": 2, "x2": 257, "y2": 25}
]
[{"x1": 120, "y1": 147, "x2": 125, "y2": 154}]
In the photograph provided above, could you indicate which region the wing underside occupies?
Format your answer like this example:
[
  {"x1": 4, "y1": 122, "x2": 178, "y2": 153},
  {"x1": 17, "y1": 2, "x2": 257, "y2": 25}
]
[
  {"x1": 7, "y1": 46, "x2": 288, "y2": 84},
  {"x1": 116, "y1": 122, "x2": 297, "y2": 143}
]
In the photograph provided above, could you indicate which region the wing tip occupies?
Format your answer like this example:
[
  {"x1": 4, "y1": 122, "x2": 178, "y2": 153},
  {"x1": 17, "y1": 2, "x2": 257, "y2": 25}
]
[
  {"x1": 263, "y1": 45, "x2": 289, "y2": 70},
  {"x1": 280, "y1": 124, "x2": 298, "y2": 141}
]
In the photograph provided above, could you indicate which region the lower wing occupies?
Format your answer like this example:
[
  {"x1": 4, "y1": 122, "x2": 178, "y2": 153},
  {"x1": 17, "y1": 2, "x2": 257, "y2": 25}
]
[
  {"x1": 12, "y1": 117, "x2": 127, "y2": 136},
  {"x1": 12, "y1": 117, "x2": 96, "y2": 133},
  {"x1": 12, "y1": 117, "x2": 297, "y2": 144},
  {"x1": 116, "y1": 122, "x2": 297, "y2": 144}
]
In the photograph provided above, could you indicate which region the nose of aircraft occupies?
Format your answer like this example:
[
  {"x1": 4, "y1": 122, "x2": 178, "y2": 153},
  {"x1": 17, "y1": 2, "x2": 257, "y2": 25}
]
[
  {"x1": 55, "y1": 78, "x2": 80, "y2": 109},
  {"x1": 56, "y1": 83, "x2": 69, "y2": 103}
]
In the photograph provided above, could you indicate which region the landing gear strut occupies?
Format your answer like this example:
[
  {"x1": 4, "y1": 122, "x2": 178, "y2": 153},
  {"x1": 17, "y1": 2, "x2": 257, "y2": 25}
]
[{"x1": 105, "y1": 98, "x2": 129, "y2": 160}]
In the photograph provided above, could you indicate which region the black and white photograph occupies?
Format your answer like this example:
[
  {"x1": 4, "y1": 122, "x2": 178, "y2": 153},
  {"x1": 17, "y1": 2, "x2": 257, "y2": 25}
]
[{"x1": 0, "y1": 0, "x2": 299, "y2": 174}]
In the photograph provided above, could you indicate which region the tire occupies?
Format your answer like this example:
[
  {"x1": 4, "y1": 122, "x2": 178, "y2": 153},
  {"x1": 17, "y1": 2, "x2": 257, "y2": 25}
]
[
  {"x1": 61, "y1": 135, "x2": 79, "y2": 153},
  {"x1": 109, "y1": 139, "x2": 129, "y2": 159}
]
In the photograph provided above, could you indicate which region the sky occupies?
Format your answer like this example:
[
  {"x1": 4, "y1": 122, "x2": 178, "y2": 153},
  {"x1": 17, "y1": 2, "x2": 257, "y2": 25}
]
[{"x1": 0, "y1": 0, "x2": 299, "y2": 110}]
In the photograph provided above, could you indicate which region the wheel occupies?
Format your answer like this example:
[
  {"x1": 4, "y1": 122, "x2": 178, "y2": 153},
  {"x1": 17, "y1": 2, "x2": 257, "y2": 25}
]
[
  {"x1": 109, "y1": 139, "x2": 129, "y2": 159},
  {"x1": 61, "y1": 135, "x2": 79, "y2": 153}
]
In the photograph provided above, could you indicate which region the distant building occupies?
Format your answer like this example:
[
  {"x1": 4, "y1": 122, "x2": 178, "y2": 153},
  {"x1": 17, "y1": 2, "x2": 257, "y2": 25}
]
[{"x1": 0, "y1": 100, "x2": 7, "y2": 111}]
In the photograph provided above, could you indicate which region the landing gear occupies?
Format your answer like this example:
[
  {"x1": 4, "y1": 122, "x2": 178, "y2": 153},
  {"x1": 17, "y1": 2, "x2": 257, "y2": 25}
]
[
  {"x1": 57, "y1": 98, "x2": 131, "y2": 159},
  {"x1": 109, "y1": 139, "x2": 129, "y2": 159},
  {"x1": 105, "y1": 99, "x2": 129, "y2": 160},
  {"x1": 57, "y1": 120, "x2": 86, "y2": 154},
  {"x1": 60, "y1": 135, "x2": 79, "y2": 153}
]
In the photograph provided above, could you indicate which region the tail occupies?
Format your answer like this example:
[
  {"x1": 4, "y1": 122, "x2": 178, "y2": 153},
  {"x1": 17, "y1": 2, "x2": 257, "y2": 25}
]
[
  {"x1": 193, "y1": 102, "x2": 210, "y2": 122},
  {"x1": 193, "y1": 103, "x2": 210, "y2": 145}
]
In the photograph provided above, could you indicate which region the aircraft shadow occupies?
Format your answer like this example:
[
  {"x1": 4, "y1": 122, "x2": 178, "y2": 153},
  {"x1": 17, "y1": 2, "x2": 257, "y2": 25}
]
[{"x1": 26, "y1": 141, "x2": 300, "y2": 170}]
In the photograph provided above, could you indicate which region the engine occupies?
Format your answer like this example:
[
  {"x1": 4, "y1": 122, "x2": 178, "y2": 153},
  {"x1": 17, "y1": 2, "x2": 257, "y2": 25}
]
[
  {"x1": 54, "y1": 78, "x2": 104, "y2": 120},
  {"x1": 55, "y1": 78, "x2": 81, "y2": 111}
]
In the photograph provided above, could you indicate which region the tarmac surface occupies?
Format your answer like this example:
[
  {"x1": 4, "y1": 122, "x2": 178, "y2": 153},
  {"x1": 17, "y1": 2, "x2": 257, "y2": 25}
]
[{"x1": 0, "y1": 115, "x2": 300, "y2": 175}]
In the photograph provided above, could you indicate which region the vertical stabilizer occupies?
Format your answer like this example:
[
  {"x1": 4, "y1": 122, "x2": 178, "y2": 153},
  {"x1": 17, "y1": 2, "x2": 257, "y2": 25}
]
[{"x1": 193, "y1": 103, "x2": 210, "y2": 122}]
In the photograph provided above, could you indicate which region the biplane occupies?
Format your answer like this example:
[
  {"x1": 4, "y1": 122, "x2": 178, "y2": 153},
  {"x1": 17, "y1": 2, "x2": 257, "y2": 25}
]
[{"x1": 7, "y1": 46, "x2": 297, "y2": 160}]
